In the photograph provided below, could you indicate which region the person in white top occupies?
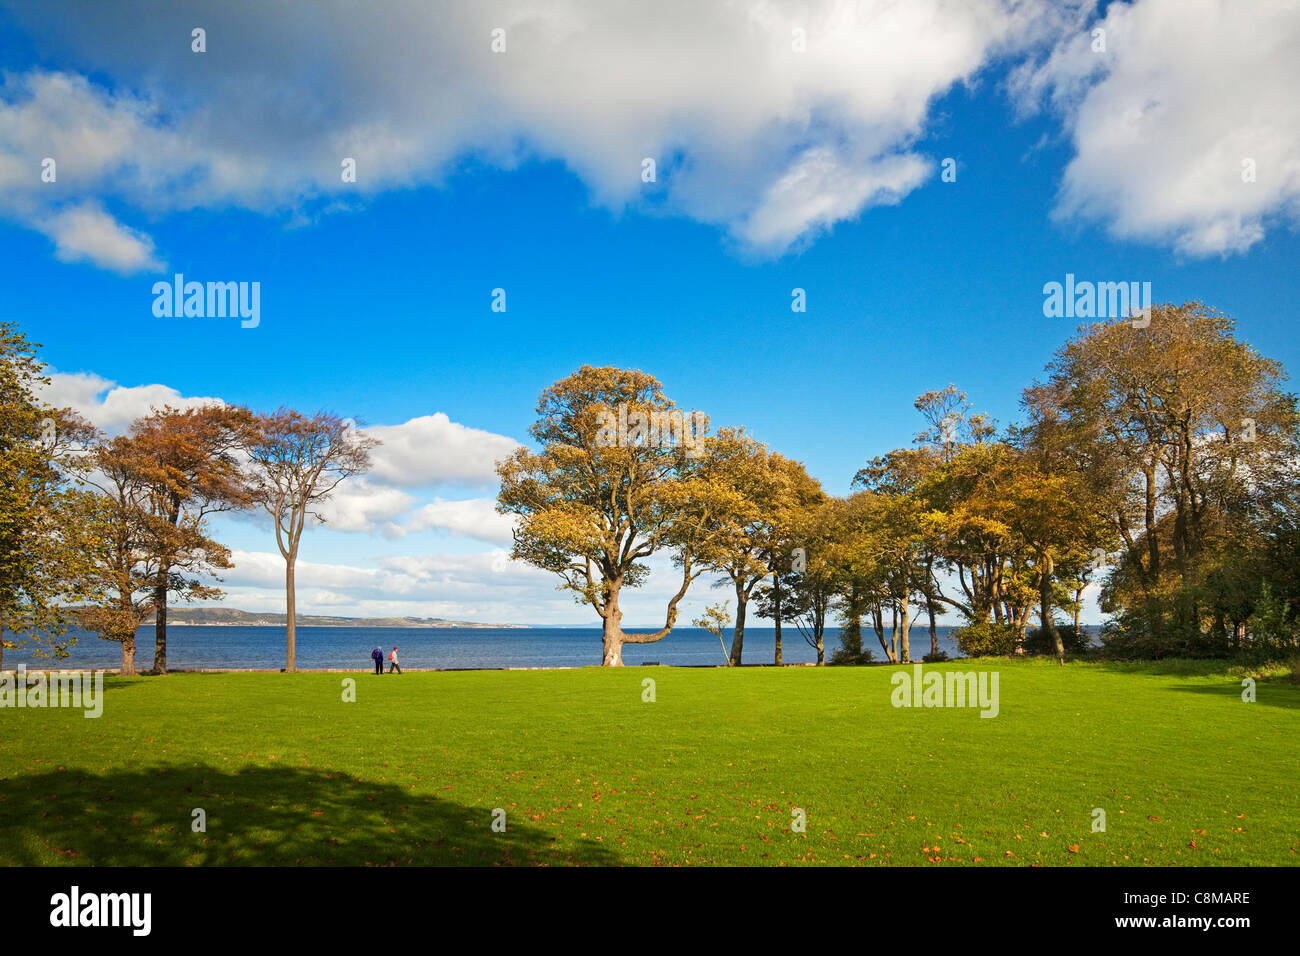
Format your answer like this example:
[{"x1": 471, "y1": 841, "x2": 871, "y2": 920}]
[{"x1": 388, "y1": 646, "x2": 402, "y2": 674}]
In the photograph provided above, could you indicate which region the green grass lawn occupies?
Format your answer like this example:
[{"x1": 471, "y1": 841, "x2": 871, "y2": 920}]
[{"x1": 1, "y1": 658, "x2": 1296, "y2": 866}]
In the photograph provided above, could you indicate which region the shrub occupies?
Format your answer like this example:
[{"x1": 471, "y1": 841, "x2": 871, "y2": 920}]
[
  {"x1": 829, "y1": 644, "x2": 875, "y2": 665},
  {"x1": 922, "y1": 650, "x2": 951, "y2": 663},
  {"x1": 1237, "y1": 583, "x2": 1300, "y2": 666},
  {"x1": 830, "y1": 617, "x2": 875, "y2": 665},
  {"x1": 1024, "y1": 623, "x2": 1092, "y2": 656},
  {"x1": 1100, "y1": 615, "x2": 1231, "y2": 660},
  {"x1": 952, "y1": 621, "x2": 1018, "y2": 657}
]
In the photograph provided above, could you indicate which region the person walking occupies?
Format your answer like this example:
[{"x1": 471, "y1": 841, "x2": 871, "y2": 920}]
[
  {"x1": 371, "y1": 645, "x2": 384, "y2": 675},
  {"x1": 388, "y1": 646, "x2": 402, "y2": 674}
]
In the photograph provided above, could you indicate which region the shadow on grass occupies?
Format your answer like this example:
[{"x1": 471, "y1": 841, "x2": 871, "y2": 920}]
[
  {"x1": 1074, "y1": 658, "x2": 1242, "y2": 677},
  {"x1": 1080, "y1": 658, "x2": 1300, "y2": 710},
  {"x1": 0, "y1": 764, "x2": 623, "y2": 866},
  {"x1": 1163, "y1": 680, "x2": 1300, "y2": 711}
]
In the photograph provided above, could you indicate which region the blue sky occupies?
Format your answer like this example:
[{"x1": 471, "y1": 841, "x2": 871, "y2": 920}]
[{"x1": 3, "y1": 0, "x2": 1298, "y2": 625}]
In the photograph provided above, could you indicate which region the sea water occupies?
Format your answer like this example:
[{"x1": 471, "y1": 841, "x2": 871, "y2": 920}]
[{"x1": 2, "y1": 625, "x2": 964, "y2": 670}]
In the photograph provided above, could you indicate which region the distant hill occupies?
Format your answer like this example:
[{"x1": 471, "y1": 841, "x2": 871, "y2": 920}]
[{"x1": 158, "y1": 608, "x2": 526, "y2": 629}]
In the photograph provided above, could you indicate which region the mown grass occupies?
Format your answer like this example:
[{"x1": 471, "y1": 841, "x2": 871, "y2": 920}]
[{"x1": 1, "y1": 658, "x2": 1296, "y2": 866}]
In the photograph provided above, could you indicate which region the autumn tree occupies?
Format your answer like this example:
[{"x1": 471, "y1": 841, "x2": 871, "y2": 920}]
[
  {"x1": 129, "y1": 405, "x2": 256, "y2": 673},
  {"x1": 827, "y1": 491, "x2": 899, "y2": 662},
  {"x1": 497, "y1": 366, "x2": 718, "y2": 666},
  {"x1": 0, "y1": 323, "x2": 96, "y2": 668},
  {"x1": 998, "y1": 460, "x2": 1109, "y2": 661},
  {"x1": 756, "y1": 495, "x2": 843, "y2": 665},
  {"x1": 245, "y1": 410, "x2": 377, "y2": 672},
  {"x1": 1025, "y1": 302, "x2": 1300, "y2": 654},
  {"x1": 763, "y1": 457, "x2": 824, "y2": 666},
  {"x1": 693, "y1": 600, "x2": 733, "y2": 666},
  {"x1": 74, "y1": 437, "x2": 171, "y2": 675},
  {"x1": 916, "y1": 442, "x2": 1038, "y2": 643},
  {"x1": 852, "y1": 450, "x2": 941, "y2": 662},
  {"x1": 694, "y1": 429, "x2": 823, "y2": 666}
]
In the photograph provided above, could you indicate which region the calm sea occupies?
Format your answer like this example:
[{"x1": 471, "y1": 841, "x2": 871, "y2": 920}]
[{"x1": 3, "y1": 624, "x2": 965, "y2": 670}]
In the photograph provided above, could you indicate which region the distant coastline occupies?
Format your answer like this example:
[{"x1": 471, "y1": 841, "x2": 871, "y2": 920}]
[{"x1": 159, "y1": 608, "x2": 528, "y2": 629}]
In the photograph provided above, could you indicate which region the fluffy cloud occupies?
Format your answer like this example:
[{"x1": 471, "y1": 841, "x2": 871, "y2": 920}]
[
  {"x1": 312, "y1": 479, "x2": 418, "y2": 535},
  {"x1": 400, "y1": 498, "x2": 518, "y2": 544},
  {"x1": 1011, "y1": 0, "x2": 1300, "y2": 257},
  {"x1": 1, "y1": 0, "x2": 1086, "y2": 262},
  {"x1": 218, "y1": 547, "x2": 554, "y2": 623},
  {"x1": 37, "y1": 201, "x2": 163, "y2": 273},
  {"x1": 220, "y1": 548, "x2": 710, "y2": 625},
  {"x1": 364, "y1": 414, "x2": 522, "y2": 488},
  {"x1": 38, "y1": 369, "x2": 224, "y2": 432}
]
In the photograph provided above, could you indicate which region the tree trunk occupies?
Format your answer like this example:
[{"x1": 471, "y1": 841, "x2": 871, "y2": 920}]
[
  {"x1": 601, "y1": 577, "x2": 625, "y2": 665},
  {"x1": 925, "y1": 559, "x2": 938, "y2": 657},
  {"x1": 772, "y1": 570, "x2": 782, "y2": 666},
  {"x1": 120, "y1": 635, "x2": 137, "y2": 676},
  {"x1": 872, "y1": 604, "x2": 890, "y2": 660},
  {"x1": 927, "y1": 596, "x2": 938, "y2": 658},
  {"x1": 729, "y1": 584, "x2": 747, "y2": 667},
  {"x1": 814, "y1": 605, "x2": 824, "y2": 665},
  {"x1": 285, "y1": 558, "x2": 297, "y2": 672},
  {"x1": 878, "y1": 602, "x2": 897, "y2": 662},
  {"x1": 152, "y1": 584, "x2": 168, "y2": 674},
  {"x1": 1039, "y1": 552, "x2": 1063, "y2": 663},
  {"x1": 899, "y1": 591, "x2": 911, "y2": 663},
  {"x1": 601, "y1": 616, "x2": 625, "y2": 666}
]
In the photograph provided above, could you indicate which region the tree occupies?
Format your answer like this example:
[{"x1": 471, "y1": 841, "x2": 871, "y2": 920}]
[
  {"x1": 999, "y1": 462, "x2": 1108, "y2": 662},
  {"x1": 1025, "y1": 302, "x2": 1300, "y2": 654},
  {"x1": 916, "y1": 442, "x2": 1036, "y2": 643},
  {"x1": 693, "y1": 429, "x2": 823, "y2": 666},
  {"x1": 756, "y1": 495, "x2": 842, "y2": 665},
  {"x1": 0, "y1": 323, "x2": 96, "y2": 668},
  {"x1": 693, "y1": 601, "x2": 733, "y2": 666},
  {"x1": 497, "y1": 366, "x2": 717, "y2": 666},
  {"x1": 827, "y1": 491, "x2": 900, "y2": 662},
  {"x1": 910, "y1": 386, "x2": 994, "y2": 653},
  {"x1": 129, "y1": 405, "x2": 256, "y2": 673},
  {"x1": 852, "y1": 451, "x2": 938, "y2": 662},
  {"x1": 73, "y1": 423, "x2": 241, "y2": 675},
  {"x1": 692, "y1": 429, "x2": 773, "y2": 666},
  {"x1": 752, "y1": 457, "x2": 824, "y2": 665},
  {"x1": 74, "y1": 439, "x2": 170, "y2": 675},
  {"x1": 246, "y1": 410, "x2": 377, "y2": 672}
]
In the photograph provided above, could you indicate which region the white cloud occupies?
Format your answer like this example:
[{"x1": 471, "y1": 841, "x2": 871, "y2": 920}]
[
  {"x1": 37, "y1": 201, "x2": 163, "y2": 273},
  {"x1": 0, "y1": 0, "x2": 1088, "y2": 264},
  {"x1": 401, "y1": 497, "x2": 518, "y2": 544},
  {"x1": 216, "y1": 547, "x2": 708, "y2": 625},
  {"x1": 312, "y1": 479, "x2": 418, "y2": 534},
  {"x1": 736, "y1": 147, "x2": 930, "y2": 252},
  {"x1": 39, "y1": 369, "x2": 224, "y2": 432},
  {"x1": 364, "y1": 413, "x2": 522, "y2": 488},
  {"x1": 1010, "y1": 0, "x2": 1300, "y2": 257}
]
